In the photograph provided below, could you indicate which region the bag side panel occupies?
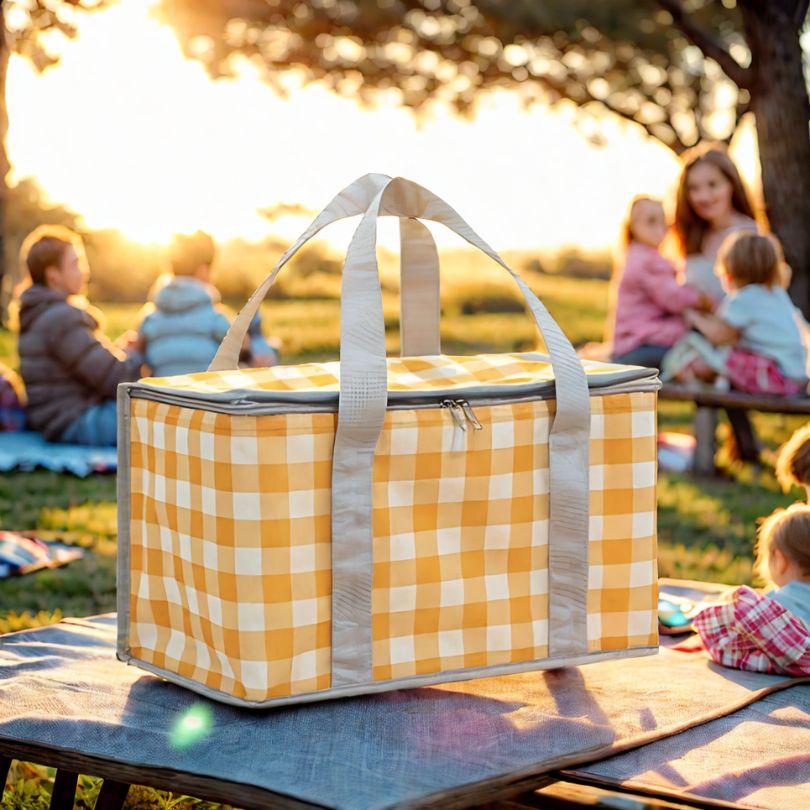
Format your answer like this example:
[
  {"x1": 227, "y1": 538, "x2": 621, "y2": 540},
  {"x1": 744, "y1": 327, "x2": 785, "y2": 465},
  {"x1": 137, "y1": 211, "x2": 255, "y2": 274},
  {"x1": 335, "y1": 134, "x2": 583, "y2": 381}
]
[
  {"x1": 368, "y1": 391, "x2": 659, "y2": 682},
  {"x1": 586, "y1": 392, "x2": 659, "y2": 652},
  {"x1": 126, "y1": 390, "x2": 657, "y2": 703},
  {"x1": 370, "y1": 400, "x2": 552, "y2": 680},
  {"x1": 128, "y1": 399, "x2": 336, "y2": 702}
]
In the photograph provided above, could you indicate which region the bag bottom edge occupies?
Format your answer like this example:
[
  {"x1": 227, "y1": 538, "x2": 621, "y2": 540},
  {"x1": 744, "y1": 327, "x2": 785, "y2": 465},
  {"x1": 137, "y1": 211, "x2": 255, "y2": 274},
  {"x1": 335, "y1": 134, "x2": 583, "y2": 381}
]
[{"x1": 117, "y1": 643, "x2": 660, "y2": 709}]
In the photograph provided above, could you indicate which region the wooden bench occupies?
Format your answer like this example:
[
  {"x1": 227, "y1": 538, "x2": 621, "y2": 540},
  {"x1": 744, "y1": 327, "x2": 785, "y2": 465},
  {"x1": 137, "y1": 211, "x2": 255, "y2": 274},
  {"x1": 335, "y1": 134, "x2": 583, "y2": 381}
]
[
  {"x1": 0, "y1": 745, "x2": 723, "y2": 809},
  {"x1": 659, "y1": 384, "x2": 810, "y2": 475}
]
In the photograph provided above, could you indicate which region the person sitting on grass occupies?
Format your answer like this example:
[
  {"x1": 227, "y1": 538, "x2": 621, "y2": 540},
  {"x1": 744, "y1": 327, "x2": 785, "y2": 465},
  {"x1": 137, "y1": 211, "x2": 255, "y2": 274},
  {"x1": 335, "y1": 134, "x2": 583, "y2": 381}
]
[
  {"x1": 690, "y1": 504, "x2": 810, "y2": 675},
  {"x1": 776, "y1": 423, "x2": 810, "y2": 502},
  {"x1": 664, "y1": 232, "x2": 808, "y2": 395},
  {"x1": 138, "y1": 231, "x2": 279, "y2": 378},
  {"x1": 16, "y1": 225, "x2": 144, "y2": 446}
]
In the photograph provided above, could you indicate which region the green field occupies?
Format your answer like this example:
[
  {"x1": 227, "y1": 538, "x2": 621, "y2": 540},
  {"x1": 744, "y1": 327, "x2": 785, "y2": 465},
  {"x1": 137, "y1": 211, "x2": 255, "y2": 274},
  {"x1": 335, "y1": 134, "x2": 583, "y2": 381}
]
[
  {"x1": 0, "y1": 270, "x2": 805, "y2": 809},
  {"x1": 2, "y1": 273, "x2": 805, "y2": 623}
]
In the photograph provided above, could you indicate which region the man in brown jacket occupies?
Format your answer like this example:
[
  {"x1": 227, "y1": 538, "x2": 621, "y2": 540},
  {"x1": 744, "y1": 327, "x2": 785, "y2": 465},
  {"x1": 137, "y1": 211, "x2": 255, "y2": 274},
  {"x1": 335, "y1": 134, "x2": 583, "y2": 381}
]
[{"x1": 17, "y1": 225, "x2": 144, "y2": 445}]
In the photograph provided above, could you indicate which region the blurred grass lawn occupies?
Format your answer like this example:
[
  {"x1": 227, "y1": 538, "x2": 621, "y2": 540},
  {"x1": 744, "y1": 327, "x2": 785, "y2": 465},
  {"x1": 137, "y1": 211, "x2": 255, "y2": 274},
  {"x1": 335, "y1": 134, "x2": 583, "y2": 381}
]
[
  {"x1": 0, "y1": 270, "x2": 805, "y2": 809},
  {"x1": 1, "y1": 271, "x2": 804, "y2": 631}
]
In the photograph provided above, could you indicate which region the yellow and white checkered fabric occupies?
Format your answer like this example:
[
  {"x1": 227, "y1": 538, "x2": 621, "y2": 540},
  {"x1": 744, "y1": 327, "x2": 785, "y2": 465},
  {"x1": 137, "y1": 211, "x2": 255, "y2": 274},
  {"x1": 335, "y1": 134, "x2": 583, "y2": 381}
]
[
  {"x1": 127, "y1": 390, "x2": 657, "y2": 703},
  {"x1": 140, "y1": 353, "x2": 633, "y2": 395}
]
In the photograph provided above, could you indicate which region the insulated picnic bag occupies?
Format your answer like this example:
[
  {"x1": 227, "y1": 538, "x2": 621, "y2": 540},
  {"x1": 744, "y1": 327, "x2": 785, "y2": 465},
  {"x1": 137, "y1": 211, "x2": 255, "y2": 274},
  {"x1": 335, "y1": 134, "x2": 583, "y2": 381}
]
[{"x1": 117, "y1": 175, "x2": 660, "y2": 707}]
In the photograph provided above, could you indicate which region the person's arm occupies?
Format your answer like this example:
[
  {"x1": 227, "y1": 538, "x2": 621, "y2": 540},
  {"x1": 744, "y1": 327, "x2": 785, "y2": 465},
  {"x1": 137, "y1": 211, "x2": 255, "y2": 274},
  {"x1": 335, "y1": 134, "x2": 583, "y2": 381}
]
[
  {"x1": 211, "y1": 309, "x2": 232, "y2": 344},
  {"x1": 245, "y1": 312, "x2": 279, "y2": 367},
  {"x1": 48, "y1": 307, "x2": 143, "y2": 397},
  {"x1": 114, "y1": 329, "x2": 143, "y2": 353},
  {"x1": 208, "y1": 307, "x2": 253, "y2": 366},
  {"x1": 638, "y1": 255, "x2": 703, "y2": 315},
  {"x1": 684, "y1": 309, "x2": 740, "y2": 346}
]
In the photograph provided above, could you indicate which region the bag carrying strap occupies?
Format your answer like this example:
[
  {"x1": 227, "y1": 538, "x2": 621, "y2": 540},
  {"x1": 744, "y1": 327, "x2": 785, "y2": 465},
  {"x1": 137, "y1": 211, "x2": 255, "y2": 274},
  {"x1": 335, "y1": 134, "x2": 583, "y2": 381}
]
[
  {"x1": 399, "y1": 217, "x2": 440, "y2": 356},
  {"x1": 330, "y1": 177, "x2": 591, "y2": 686},
  {"x1": 208, "y1": 174, "x2": 439, "y2": 370}
]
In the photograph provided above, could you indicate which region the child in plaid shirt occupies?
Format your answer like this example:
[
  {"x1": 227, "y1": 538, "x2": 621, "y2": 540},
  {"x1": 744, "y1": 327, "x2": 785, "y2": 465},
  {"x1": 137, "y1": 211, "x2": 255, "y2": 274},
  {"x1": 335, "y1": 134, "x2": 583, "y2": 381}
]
[
  {"x1": 754, "y1": 506, "x2": 810, "y2": 627},
  {"x1": 691, "y1": 505, "x2": 810, "y2": 674}
]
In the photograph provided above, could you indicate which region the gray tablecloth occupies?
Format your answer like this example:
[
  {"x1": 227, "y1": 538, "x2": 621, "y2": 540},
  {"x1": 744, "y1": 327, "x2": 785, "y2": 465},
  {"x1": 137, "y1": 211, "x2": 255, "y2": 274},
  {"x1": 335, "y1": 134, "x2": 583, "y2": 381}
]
[
  {"x1": 563, "y1": 684, "x2": 810, "y2": 810},
  {"x1": 0, "y1": 616, "x2": 802, "y2": 809}
]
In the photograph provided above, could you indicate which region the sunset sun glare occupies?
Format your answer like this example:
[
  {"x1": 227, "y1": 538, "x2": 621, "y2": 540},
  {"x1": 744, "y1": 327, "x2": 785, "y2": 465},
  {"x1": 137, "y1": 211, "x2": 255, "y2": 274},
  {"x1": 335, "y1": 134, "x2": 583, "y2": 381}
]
[{"x1": 6, "y1": 0, "x2": 758, "y2": 253}]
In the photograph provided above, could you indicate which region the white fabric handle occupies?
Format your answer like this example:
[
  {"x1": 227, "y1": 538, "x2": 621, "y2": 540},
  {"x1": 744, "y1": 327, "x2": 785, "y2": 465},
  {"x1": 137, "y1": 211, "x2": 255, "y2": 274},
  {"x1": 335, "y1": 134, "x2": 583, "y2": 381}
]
[
  {"x1": 399, "y1": 217, "x2": 440, "y2": 356},
  {"x1": 330, "y1": 176, "x2": 592, "y2": 687},
  {"x1": 209, "y1": 174, "x2": 440, "y2": 370}
]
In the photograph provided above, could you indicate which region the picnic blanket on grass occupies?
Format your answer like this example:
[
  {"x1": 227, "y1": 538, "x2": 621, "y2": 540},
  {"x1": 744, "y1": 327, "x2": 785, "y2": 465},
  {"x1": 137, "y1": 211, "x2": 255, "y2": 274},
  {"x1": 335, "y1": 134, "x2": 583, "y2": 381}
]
[
  {"x1": 0, "y1": 615, "x2": 805, "y2": 809},
  {"x1": 0, "y1": 532, "x2": 84, "y2": 578},
  {"x1": 0, "y1": 431, "x2": 116, "y2": 477}
]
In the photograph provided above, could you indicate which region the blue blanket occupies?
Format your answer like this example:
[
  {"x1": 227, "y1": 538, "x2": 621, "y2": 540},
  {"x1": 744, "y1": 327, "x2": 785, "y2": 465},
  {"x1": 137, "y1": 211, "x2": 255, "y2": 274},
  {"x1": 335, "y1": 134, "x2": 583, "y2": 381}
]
[{"x1": 0, "y1": 431, "x2": 116, "y2": 477}]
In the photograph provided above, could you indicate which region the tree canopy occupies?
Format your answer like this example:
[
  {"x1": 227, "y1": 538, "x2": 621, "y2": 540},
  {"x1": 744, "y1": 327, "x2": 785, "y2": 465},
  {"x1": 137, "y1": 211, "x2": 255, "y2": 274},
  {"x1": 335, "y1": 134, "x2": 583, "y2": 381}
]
[
  {"x1": 158, "y1": 0, "x2": 810, "y2": 314},
  {"x1": 158, "y1": 0, "x2": 770, "y2": 154},
  {"x1": 0, "y1": 1, "x2": 111, "y2": 312}
]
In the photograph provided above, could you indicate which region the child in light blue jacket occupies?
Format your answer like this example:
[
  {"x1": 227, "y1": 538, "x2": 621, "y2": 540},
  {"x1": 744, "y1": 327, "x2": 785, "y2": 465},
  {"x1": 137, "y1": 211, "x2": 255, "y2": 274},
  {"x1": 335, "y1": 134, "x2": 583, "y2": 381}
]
[{"x1": 138, "y1": 232, "x2": 278, "y2": 377}]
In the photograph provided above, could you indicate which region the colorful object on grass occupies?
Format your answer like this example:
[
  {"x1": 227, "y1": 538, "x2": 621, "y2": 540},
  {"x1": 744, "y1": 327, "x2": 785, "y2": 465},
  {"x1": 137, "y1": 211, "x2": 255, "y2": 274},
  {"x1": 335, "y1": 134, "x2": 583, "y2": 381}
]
[
  {"x1": 0, "y1": 532, "x2": 84, "y2": 579},
  {"x1": 657, "y1": 597, "x2": 693, "y2": 630},
  {"x1": 658, "y1": 432, "x2": 696, "y2": 473}
]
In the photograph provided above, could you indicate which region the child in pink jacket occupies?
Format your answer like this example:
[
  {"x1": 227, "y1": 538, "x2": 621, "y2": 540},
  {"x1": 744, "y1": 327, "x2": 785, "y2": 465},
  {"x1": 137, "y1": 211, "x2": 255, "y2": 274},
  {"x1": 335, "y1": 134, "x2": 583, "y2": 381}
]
[{"x1": 610, "y1": 197, "x2": 713, "y2": 368}]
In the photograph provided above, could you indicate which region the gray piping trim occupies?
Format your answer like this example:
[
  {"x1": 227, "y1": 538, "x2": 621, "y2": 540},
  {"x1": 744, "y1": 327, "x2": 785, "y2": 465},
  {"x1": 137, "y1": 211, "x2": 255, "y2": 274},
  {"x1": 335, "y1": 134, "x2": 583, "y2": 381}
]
[
  {"x1": 120, "y1": 644, "x2": 658, "y2": 710},
  {"x1": 126, "y1": 372, "x2": 660, "y2": 413},
  {"x1": 127, "y1": 381, "x2": 659, "y2": 421},
  {"x1": 116, "y1": 385, "x2": 133, "y2": 657}
]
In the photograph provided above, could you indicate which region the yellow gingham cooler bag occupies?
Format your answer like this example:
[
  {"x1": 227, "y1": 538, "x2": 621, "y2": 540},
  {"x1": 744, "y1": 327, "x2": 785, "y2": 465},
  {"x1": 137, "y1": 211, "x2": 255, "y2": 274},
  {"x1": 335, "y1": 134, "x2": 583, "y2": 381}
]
[{"x1": 117, "y1": 175, "x2": 660, "y2": 707}]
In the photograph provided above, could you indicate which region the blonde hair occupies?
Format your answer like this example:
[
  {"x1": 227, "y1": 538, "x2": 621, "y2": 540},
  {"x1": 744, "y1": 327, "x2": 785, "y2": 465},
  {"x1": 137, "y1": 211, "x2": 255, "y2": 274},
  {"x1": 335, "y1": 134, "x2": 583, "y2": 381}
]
[
  {"x1": 167, "y1": 231, "x2": 216, "y2": 277},
  {"x1": 776, "y1": 424, "x2": 810, "y2": 492},
  {"x1": 674, "y1": 142, "x2": 756, "y2": 257},
  {"x1": 754, "y1": 504, "x2": 810, "y2": 586},
  {"x1": 718, "y1": 232, "x2": 783, "y2": 289},
  {"x1": 20, "y1": 225, "x2": 84, "y2": 286},
  {"x1": 623, "y1": 196, "x2": 662, "y2": 246}
]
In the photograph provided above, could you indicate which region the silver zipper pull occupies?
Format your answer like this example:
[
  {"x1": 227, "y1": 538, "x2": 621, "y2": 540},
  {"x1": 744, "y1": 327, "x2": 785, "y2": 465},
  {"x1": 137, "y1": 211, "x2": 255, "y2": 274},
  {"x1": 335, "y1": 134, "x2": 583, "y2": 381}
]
[
  {"x1": 456, "y1": 399, "x2": 482, "y2": 430},
  {"x1": 442, "y1": 399, "x2": 467, "y2": 452},
  {"x1": 441, "y1": 399, "x2": 468, "y2": 431}
]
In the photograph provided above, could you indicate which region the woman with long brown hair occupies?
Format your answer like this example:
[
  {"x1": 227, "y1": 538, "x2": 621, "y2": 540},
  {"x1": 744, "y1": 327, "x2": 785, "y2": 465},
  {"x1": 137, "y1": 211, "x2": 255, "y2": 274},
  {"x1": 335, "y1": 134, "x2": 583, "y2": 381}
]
[
  {"x1": 674, "y1": 143, "x2": 759, "y2": 303},
  {"x1": 673, "y1": 144, "x2": 762, "y2": 462}
]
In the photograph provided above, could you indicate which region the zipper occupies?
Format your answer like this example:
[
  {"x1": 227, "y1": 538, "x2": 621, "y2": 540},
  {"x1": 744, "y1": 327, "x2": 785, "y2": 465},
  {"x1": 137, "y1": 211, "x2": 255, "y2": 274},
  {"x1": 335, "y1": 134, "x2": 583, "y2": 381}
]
[
  {"x1": 441, "y1": 399, "x2": 467, "y2": 452},
  {"x1": 441, "y1": 399, "x2": 467, "y2": 431},
  {"x1": 132, "y1": 388, "x2": 486, "y2": 452},
  {"x1": 127, "y1": 369, "x2": 660, "y2": 419},
  {"x1": 129, "y1": 364, "x2": 659, "y2": 414},
  {"x1": 441, "y1": 398, "x2": 483, "y2": 452},
  {"x1": 456, "y1": 399, "x2": 482, "y2": 430}
]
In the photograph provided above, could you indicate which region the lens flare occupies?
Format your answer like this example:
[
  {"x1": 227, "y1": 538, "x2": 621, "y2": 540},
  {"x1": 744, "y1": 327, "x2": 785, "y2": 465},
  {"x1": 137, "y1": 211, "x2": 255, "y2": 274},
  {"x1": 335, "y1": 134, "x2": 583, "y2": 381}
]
[{"x1": 169, "y1": 703, "x2": 214, "y2": 749}]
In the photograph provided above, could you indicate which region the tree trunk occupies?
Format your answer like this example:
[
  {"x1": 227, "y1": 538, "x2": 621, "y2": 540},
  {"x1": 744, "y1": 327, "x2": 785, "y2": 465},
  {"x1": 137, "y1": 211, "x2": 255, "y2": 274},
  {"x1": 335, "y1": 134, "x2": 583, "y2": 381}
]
[
  {"x1": 0, "y1": 5, "x2": 9, "y2": 324},
  {"x1": 742, "y1": 1, "x2": 810, "y2": 316}
]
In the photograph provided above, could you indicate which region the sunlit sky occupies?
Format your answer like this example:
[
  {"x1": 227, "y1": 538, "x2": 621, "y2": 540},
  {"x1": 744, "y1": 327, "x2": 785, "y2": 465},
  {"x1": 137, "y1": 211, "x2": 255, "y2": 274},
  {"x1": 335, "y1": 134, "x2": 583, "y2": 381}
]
[{"x1": 7, "y1": 0, "x2": 760, "y2": 252}]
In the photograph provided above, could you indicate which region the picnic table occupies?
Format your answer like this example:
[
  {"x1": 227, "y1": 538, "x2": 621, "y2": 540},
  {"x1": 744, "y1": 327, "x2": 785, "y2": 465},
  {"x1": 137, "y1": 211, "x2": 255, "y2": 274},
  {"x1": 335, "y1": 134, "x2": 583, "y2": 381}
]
[
  {"x1": 659, "y1": 384, "x2": 810, "y2": 475},
  {"x1": 1, "y1": 581, "x2": 808, "y2": 810}
]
